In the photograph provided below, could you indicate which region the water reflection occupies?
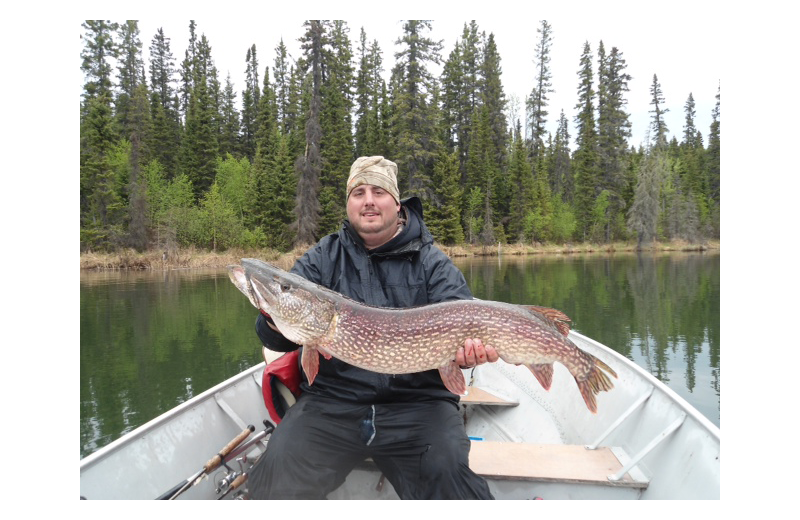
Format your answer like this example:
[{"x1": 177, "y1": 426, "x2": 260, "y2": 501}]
[
  {"x1": 80, "y1": 269, "x2": 263, "y2": 458},
  {"x1": 453, "y1": 252, "x2": 720, "y2": 426},
  {"x1": 80, "y1": 252, "x2": 720, "y2": 458}
]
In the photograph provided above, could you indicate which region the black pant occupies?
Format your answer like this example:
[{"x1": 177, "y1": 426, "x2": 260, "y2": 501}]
[{"x1": 248, "y1": 394, "x2": 493, "y2": 499}]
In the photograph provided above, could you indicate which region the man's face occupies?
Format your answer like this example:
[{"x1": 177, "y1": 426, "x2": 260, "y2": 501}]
[{"x1": 346, "y1": 184, "x2": 401, "y2": 247}]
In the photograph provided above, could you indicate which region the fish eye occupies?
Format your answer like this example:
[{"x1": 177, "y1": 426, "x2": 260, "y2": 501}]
[{"x1": 280, "y1": 283, "x2": 291, "y2": 292}]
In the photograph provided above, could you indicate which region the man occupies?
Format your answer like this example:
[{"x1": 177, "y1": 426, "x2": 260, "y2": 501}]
[{"x1": 248, "y1": 156, "x2": 498, "y2": 499}]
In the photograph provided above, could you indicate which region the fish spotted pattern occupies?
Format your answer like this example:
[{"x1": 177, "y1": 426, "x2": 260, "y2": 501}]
[{"x1": 228, "y1": 258, "x2": 617, "y2": 413}]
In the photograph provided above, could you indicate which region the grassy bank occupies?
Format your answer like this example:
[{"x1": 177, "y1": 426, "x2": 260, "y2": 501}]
[{"x1": 80, "y1": 240, "x2": 719, "y2": 271}]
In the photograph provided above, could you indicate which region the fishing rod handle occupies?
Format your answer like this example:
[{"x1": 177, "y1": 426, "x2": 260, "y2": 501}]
[
  {"x1": 230, "y1": 473, "x2": 247, "y2": 491},
  {"x1": 203, "y1": 425, "x2": 254, "y2": 473}
]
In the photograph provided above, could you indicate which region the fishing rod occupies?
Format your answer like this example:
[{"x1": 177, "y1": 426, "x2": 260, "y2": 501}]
[
  {"x1": 213, "y1": 423, "x2": 275, "y2": 500},
  {"x1": 156, "y1": 424, "x2": 255, "y2": 500},
  {"x1": 216, "y1": 423, "x2": 272, "y2": 466}
]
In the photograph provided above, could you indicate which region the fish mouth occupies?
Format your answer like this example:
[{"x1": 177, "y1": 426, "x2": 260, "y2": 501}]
[
  {"x1": 250, "y1": 276, "x2": 279, "y2": 313},
  {"x1": 228, "y1": 265, "x2": 258, "y2": 308}
]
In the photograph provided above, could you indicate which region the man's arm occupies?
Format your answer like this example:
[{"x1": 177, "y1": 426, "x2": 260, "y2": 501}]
[{"x1": 423, "y1": 247, "x2": 499, "y2": 368}]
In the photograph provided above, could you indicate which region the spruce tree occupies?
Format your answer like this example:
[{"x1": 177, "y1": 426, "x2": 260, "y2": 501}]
[
  {"x1": 527, "y1": 20, "x2": 554, "y2": 157},
  {"x1": 365, "y1": 39, "x2": 388, "y2": 157},
  {"x1": 80, "y1": 20, "x2": 121, "y2": 250},
  {"x1": 293, "y1": 20, "x2": 325, "y2": 245},
  {"x1": 115, "y1": 21, "x2": 146, "y2": 136},
  {"x1": 241, "y1": 45, "x2": 260, "y2": 160},
  {"x1": 549, "y1": 110, "x2": 572, "y2": 201},
  {"x1": 252, "y1": 63, "x2": 282, "y2": 238},
  {"x1": 440, "y1": 40, "x2": 463, "y2": 152},
  {"x1": 458, "y1": 22, "x2": 482, "y2": 172},
  {"x1": 682, "y1": 92, "x2": 698, "y2": 146},
  {"x1": 254, "y1": 65, "x2": 277, "y2": 156},
  {"x1": 391, "y1": 20, "x2": 443, "y2": 200},
  {"x1": 219, "y1": 73, "x2": 241, "y2": 158},
  {"x1": 178, "y1": 21, "x2": 198, "y2": 121},
  {"x1": 273, "y1": 39, "x2": 292, "y2": 134},
  {"x1": 284, "y1": 63, "x2": 306, "y2": 159},
  {"x1": 376, "y1": 79, "x2": 392, "y2": 158},
  {"x1": 706, "y1": 83, "x2": 720, "y2": 236},
  {"x1": 480, "y1": 32, "x2": 509, "y2": 218},
  {"x1": 466, "y1": 105, "x2": 498, "y2": 245},
  {"x1": 507, "y1": 121, "x2": 534, "y2": 241},
  {"x1": 82, "y1": 93, "x2": 123, "y2": 248},
  {"x1": 318, "y1": 20, "x2": 355, "y2": 236},
  {"x1": 596, "y1": 43, "x2": 632, "y2": 241},
  {"x1": 148, "y1": 27, "x2": 181, "y2": 177},
  {"x1": 428, "y1": 150, "x2": 465, "y2": 245},
  {"x1": 572, "y1": 42, "x2": 600, "y2": 241},
  {"x1": 149, "y1": 28, "x2": 175, "y2": 113},
  {"x1": 680, "y1": 92, "x2": 705, "y2": 197},
  {"x1": 116, "y1": 22, "x2": 152, "y2": 171},
  {"x1": 268, "y1": 135, "x2": 299, "y2": 250},
  {"x1": 649, "y1": 73, "x2": 669, "y2": 148},
  {"x1": 80, "y1": 20, "x2": 117, "y2": 105},
  {"x1": 354, "y1": 28, "x2": 372, "y2": 157},
  {"x1": 181, "y1": 33, "x2": 219, "y2": 200}
]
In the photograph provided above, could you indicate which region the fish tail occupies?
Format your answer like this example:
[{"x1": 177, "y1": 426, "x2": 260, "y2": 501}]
[{"x1": 576, "y1": 357, "x2": 617, "y2": 414}]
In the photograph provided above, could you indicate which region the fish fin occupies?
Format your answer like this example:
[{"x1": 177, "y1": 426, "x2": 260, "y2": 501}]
[
  {"x1": 526, "y1": 363, "x2": 554, "y2": 391},
  {"x1": 577, "y1": 380, "x2": 599, "y2": 414},
  {"x1": 300, "y1": 346, "x2": 320, "y2": 385},
  {"x1": 438, "y1": 361, "x2": 467, "y2": 395},
  {"x1": 576, "y1": 357, "x2": 618, "y2": 414},
  {"x1": 522, "y1": 305, "x2": 572, "y2": 336}
]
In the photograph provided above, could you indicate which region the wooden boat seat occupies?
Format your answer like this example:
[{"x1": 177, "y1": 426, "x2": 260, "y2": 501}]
[
  {"x1": 468, "y1": 440, "x2": 647, "y2": 488},
  {"x1": 460, "y1": 386, "x2": 518, "y2": 406}
]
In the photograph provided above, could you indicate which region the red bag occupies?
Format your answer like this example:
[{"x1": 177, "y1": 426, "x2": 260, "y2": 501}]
[{"x1": 261, "y1": 349, "x2": 302, "y2": 425}]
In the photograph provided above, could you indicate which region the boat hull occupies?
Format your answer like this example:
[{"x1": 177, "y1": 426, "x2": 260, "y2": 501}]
[{"x1": 79, "y1": 332, "x2": 719, "y2": 500}]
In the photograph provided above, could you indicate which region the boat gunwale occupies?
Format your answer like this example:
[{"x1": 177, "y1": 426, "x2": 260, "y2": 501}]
[
  {"x1": 79, "y1": 362, "x2": 266, "y2": 471},
  {"x1": 570, "y1": 330, "x2": 720, "y2": 441}
]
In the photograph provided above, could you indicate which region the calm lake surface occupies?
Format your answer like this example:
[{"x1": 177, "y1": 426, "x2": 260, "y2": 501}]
[{"x1": 80, "y1": 252, "x2": 719, "y2": 459}]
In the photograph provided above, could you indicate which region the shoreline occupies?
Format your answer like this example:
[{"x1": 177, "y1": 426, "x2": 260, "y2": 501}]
[{"x1": 79, "y1": 240, "x2": 719, "y2": 271}]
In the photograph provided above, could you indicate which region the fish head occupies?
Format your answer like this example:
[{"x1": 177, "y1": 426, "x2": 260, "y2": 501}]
[{"x1": 234, "y1": 259, "x2": 337, "y2": 346}]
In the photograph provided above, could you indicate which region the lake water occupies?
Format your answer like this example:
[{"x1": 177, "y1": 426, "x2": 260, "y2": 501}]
[{"x1": 80, "y1": 252, "x2": 719, "y2": 459}]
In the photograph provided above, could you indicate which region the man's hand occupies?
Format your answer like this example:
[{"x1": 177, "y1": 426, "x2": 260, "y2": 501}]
[{"x1": 455, "y1": 338, "x2": 499, "y2": 368}]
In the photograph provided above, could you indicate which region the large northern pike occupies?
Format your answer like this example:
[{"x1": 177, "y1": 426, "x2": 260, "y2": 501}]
[{"x1": 228, "y1": 258, "x2": 616, "y2": 413}]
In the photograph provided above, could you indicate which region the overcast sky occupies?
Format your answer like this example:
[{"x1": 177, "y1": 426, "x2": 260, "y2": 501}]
[{"x1": 132, "y1": 12, "x2": 721, "y2": 150}]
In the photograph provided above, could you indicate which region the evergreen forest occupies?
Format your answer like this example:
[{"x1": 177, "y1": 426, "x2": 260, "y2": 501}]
[{"x1": 79, "y1": 20, "x2": 720, "y2": 254}]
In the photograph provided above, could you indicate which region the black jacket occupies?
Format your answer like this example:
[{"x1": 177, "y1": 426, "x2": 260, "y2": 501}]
[{"x1": 255, "y1": 197, "x2": 472, "y2": 405}]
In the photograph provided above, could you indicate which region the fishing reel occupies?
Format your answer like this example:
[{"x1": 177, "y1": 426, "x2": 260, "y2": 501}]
[
  {"x1": 213, "y1": 420, "x2": 274, "y2": 500},
  {"x1": 213, "y1": 455, "x2": 252, "y2": 499}
]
